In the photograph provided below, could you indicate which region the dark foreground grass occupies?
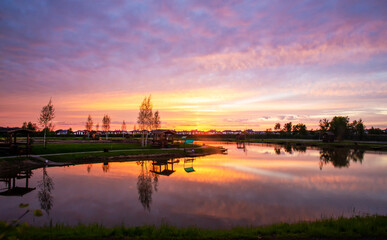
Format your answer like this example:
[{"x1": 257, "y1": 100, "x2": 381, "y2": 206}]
[{"x1": 1, "y1": 215, "x2": 386, "y2": 240}]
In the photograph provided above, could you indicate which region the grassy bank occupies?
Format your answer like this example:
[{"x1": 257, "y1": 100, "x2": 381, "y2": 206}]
[
  {"x1": 30, "y1": 142, "x2": 201, "y2": 155},
  {"x1": 1, "y1": 215, "x2": 386, "y2": 240},
  {"x1": 256, "y1": 139, "x2": 387, "y2": 150},
  {"x1": 43, "y1": 149, "x2": 186, "y2": 162},
  {"x1": 194, "y1": 136, "x2": 387, "y2": 151}
]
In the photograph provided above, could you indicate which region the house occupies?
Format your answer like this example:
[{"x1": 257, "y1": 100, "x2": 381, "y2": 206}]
[
  {"x1": 74, "y1": 130, "x2": 86, "y2": 135},
  {"x1": 56, "y1": 129, "x2": 68, "y2": 135}
]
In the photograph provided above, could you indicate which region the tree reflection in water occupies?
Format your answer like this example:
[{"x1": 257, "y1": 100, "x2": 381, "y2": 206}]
[
  {"x1": 38, "y1": 167, "x2": 54, "y2": 215},
  {"x1": 273, "y1": 145, "x2": 364, "y2": 170},
  {"x1": 87, "y1": 164, "x2": 92, "y2": 173},
  {"x1": 137, "y1": 161, "x2": 153, "y2": 212},
  {"x1": 319, "y1": 148, "x2": 364, "y2": 170},
  {"x1": 102, "y1": 162, "x2": 110, "y2": 173}
]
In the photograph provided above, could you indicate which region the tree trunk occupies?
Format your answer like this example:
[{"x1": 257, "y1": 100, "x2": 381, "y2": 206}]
[
  {"x1": 145, "y1": 132, "x2": 148, "y2": 147},
  {"x1": 43, "y1": 129, "x2": 47, "y2": 148},
  {"x1": 106, "y1": 132, "x2": 108, "y2": 140}
]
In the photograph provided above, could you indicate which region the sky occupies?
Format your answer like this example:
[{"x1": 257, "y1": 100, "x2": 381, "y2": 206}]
[{"x1": 0, "y1": 0, "x2": 386, "y2": 131}]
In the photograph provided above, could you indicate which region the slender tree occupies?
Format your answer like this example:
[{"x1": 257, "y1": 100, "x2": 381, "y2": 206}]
[
  {"x1": 153, "y1": 110, "x2": 161, "y2": 130},
  {"x1": 102, "y1": 114, "x2": 111, "y2": 140},
  {"x1": 38, "y1": 98, "x2": 55, "y2": 148},
  {"x1": 137, "y1": 96, "x2": 153, "y2": 147},
  {"x1": 85, "y1": 115, "x2": 93, "y2": 139},
  {"x1": 96, "y1": 123, "x2": 99, "y2": 132},
  {"x1": 121, "y1": 120, "x2": 127, "y2": 138}
]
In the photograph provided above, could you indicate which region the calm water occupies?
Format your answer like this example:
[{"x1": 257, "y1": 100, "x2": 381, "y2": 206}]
[{"x1": 1, "y1": 142, "x2": 387, "y2": 228}]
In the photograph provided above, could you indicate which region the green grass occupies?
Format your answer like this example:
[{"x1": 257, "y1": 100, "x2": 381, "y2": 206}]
[
  {"x1": 31, "y1": 142, "x2": 147, "y2": 154},
  {"x1": 31, "y1": 142, "x2": 200, "y2": 155},
  {"x1": 1, "y1": 215, "x2": 386, "y2": 240},
  {"x1": 44, "y1": 149, "x2": 185, "y2": 162}
]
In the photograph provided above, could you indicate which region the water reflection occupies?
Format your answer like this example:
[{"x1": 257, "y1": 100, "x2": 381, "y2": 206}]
[
  {"x1": 273, "y1": 144, "x2": 307, "y2": 155},
  {"x1": 0, "y1": 169, "x2": 35, "y2": 197},
  {"x1": 1, "y1": 143, "x2": 386, "y2": 229},
  {"x1": 87, "y1": 164, "x2": 92, "y2": 173},
  {"x1": 137, "y1": 161, "x2": 154, "y2": 211},
  {"x1": 319, "y1": 148, "x2": 364, "y2": 170},
  {"x1": 38, "y1": 167, "x2": 54, "y2": 215},
  {"x1": 102, "y1": 162, "x2": 110, "y2": 173}
]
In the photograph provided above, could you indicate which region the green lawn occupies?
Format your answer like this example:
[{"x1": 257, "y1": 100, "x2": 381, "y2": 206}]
[
  {"x1": 44, "y1": 149, "x2": 185, "y2": 162},
  {"x1": 31, "y1": 142, "x2": 147, "y2": 154},
  {"x1": 1, "y1": 215, "x2": 386, "y2": 240},
  {"x1": 31, "y1": 142, "x2": 200, "y2": 155}
]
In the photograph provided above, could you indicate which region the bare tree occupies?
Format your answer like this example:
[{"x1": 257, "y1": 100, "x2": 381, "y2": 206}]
[
  {"x1": 38, "y1": 98, "x2": 55, "y2": 148},
  {"x1": 121, "y1": 120, "x2": 127, "y2": 138},
  {"x1": 85, "y1": 114, "x2": 93, "y2": 139},
  {"x1": 153, "y1": 110, "x2": 161, "y2": 130},
  {"x1": 137, "y1": 96, "x2": 153, "y2": 147},
  {"x1": 102, "y1": 114, "x2": 111, "y2": 140}
]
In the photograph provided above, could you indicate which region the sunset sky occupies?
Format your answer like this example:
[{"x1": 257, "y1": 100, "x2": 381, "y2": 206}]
[{"x1": 1, "y1": 0, "x2": 386, "y2": 131}]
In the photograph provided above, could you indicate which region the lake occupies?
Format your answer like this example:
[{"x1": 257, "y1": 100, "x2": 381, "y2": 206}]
[{"x1": 1, "y1": 142, "x2": 386, "y2": 229}]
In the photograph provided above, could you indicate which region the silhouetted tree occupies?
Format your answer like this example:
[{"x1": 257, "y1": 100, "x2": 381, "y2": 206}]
[
  {"x1": 96, "y1": 123, "x2": 99, "y2": 132},
  {"x1": 274, "y1": 123, "x2": 281, "y2": 131},
  {"x1": 85, "y1": 115, "x2": 93, "y2": 139},
  {"x1": 349, "y1": 119, "x2": 365, "y2": 139},
  {"x1": 319, "y1": 118, "x2": 330, "y2": 133},
  {"x1": 329, "y1": 116, "x2": 349, "y2": 141},
  {"x1": 368, "y1": 127, "x2": 384, "y2": 135},
  {"x1": 293, "y1": 123, "x2": 307, "y2": 135},
  {"x1": 283, "y1": 122, "x2": 292, "y2": 133},
  {"x1": 38, "y1": 98, "x2": 55, "y2": 148},
  {"x1": 22, "y1": 121, "x2": 38, "y2": 131},
  {"x1": 102, "y1": 115, "x2": 111, "y2": 140}
]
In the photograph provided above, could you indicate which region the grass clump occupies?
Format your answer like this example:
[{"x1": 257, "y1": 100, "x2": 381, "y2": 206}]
[{"x1": 2, "y1": 215, "x2": 386, "y2": 240}]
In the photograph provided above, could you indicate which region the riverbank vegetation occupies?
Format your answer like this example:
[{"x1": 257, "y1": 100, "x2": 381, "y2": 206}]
[{"x1": 1, "y1": 215, "x2": 386, "y2": 240}]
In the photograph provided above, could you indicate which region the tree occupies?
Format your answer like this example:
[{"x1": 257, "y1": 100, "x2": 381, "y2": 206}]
[
  {"x1": 292, "y1": 123, "x2": 307, "y2": 135},
  {"x1": 283, "y1": 122, "x2": 292, "y2": 133},
  {"x1": 85, "y1": 115, "x2": 93, "y2": 139},
  {"x1": 274, "y1": 123, "x2": 281, "y2": 131},
  {"x1": 153, "y1": 110, "x2": 161, "y2": 130},
  {"x1": 102, "y1": 114, "x2": 111, "y2": 140},
  {"x1": 137, "y1": 95, "x2": 153, "y2": 147},
  {"x1": 329, "y1": 116, "x2": 349, "y2": 141},
  {"x1": 38, "y1": 98, "x2": 55, "y2": 148},
  {"x1": 22, "y1": 121, "x2": 38, "y2": 131},
  {"x1": 368, "y1": 127, "x2": 383, "y2": 135},
  {"x1": 96, "y1": 123, "x2": 99, "y2": 132},
  {"x1": 319, "y1": 118, "x2": 330, "y2": 133},
  {"x1": 350, "y1": 119, "x2": 365, "y2": 139},
  {"x1": 121, "y1": 120, "x2": 127, "y2": 138}
]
